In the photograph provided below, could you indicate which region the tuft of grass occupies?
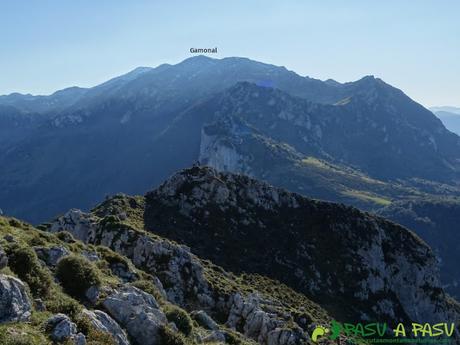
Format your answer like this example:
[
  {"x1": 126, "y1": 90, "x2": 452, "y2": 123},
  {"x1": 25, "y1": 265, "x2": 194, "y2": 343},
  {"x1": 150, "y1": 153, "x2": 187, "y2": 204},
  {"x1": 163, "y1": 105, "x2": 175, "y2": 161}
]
[
  {"x1": 45, "y1": 288, "x2": 82, "y2": 319},
  {"x1": 56, "y1": 231, "x2": 76, "y2": 243},
  {"x1": 0, "y1": 323, "x2": 51, "y2": 345},
  {"x1": 131, "y1": 279, "x2": 165, "y2": 304},
  {"x1": 158, "y1": 325, "x2": 191, "y2": 345},
  {"x1": 97, "y1": 246, "x2": 129, "y2": 267},
  {"x1": 74, "y1": 315, "x2": 117, "y2": 345},
  {"x1": 163, "y1": 305, "x2": 193, "y2": 336}
]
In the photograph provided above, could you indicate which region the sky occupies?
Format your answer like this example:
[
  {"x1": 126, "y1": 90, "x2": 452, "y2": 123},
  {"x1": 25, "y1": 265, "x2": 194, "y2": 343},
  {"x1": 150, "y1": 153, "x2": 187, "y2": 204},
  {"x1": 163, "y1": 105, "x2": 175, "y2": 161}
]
[{"x1": 0, "y1": 1, "x2": 459, "y2": 107}]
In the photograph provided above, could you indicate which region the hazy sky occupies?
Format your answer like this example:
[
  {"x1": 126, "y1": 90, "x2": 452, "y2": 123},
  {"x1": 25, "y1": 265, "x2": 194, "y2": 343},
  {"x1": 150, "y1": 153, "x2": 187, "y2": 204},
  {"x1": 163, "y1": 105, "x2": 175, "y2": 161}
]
[{"x1": 1, "y1": 1, "x2": 459, "y2": 107}]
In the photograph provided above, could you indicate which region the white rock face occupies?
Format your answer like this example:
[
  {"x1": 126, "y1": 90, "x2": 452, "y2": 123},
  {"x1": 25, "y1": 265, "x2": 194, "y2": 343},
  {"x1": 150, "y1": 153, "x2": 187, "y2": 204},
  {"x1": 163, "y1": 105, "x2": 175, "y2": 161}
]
[
  {"x1": 82, "y1": 309, "x2": 130, "y2": 345},
  {"x1": 355, "y1": 225, "x2": 457, "y2": 325},
  {"x1": 191, "y1": 310, "x2": 219, "y2": 330},
  {"x1": 0, "y1": 274, "x2": 32, "y2": 323},
  {"x1": 49, "y1": 208, "x2": 98, "y2": 242},
  {"x1": 199, "y1": 127, "x2": 251, "y2": 175},
  {"x1": 103, "y1": 286, "x2": 167, "y2": 345}
]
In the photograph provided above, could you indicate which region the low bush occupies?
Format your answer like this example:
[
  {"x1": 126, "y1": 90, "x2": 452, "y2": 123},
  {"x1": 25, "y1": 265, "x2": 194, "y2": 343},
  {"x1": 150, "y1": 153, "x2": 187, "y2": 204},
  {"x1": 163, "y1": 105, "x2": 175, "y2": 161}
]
[
  {"x1": 55, "y1": 255, "x2": 101, "y2": 299},
  {"x1": 7, "y1": 245, "x2": 52, "y2": 298},
  {"x1": 163, "y1": 305, "x2": 193, "y2": 336}
]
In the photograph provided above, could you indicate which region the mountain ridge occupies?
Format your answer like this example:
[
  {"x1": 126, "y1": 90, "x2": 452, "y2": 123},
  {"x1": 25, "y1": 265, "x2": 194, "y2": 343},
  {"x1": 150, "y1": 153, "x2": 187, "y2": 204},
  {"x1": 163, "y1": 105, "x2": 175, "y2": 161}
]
[
  {"x1": 1, "y1": 56, "x2": 460, "y2": 224},
  {"x1": 144, "y1": 166, "x2": 460, "y2": 324}
]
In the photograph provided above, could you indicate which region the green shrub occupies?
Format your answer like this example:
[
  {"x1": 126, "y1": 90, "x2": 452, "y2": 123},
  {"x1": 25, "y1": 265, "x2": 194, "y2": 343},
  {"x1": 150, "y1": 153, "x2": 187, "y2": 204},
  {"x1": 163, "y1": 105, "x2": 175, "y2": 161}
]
[
  {"x1": 159, "y1": 325, "x2": 189, "y2": 345},
  {"x1": 7, "y1": 245, "x2": 52, "y2": 298},
  {"x1": 55, "y1": 255, "x2": 101, "y2": 299},
  {"x1": 164, "y1": 305, "x2": 193, "y2": 336}
]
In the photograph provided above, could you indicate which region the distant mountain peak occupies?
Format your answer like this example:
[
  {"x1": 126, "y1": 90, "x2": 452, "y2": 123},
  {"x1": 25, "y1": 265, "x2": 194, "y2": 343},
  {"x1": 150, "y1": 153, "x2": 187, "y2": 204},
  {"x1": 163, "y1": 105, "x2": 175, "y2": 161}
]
[
  {"x1": 353, "y1": 75, "x2": 386, "y2": 88},
  {"x1": 178, "y1": 55, "x2": 217, "y2": 66},
  {"x1": 50, "y1": 86, "x2": 87, "y2": 96},
  {"x1": 131, "y1": 66, "x2": 151, "y2": 73},
  {"x1": 324, "y1": 78, "x2": 341, "y2": 86},
  {"x1": 431, "y1": 106, "x2": 460, "y2": 115}
]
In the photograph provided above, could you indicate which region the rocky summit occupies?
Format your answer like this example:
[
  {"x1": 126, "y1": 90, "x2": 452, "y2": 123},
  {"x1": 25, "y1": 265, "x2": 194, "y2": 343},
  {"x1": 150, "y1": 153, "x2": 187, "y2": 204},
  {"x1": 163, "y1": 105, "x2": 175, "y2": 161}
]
[{"x1": 145, "y1": 166, "x2": 460, "y2": 324}]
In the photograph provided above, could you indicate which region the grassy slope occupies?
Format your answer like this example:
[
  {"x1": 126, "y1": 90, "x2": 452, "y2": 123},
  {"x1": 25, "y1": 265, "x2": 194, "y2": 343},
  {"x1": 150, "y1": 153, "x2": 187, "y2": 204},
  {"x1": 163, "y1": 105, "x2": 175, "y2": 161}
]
[{"x1": 0, "y1": 208, "x2": 333, "y2": 345}]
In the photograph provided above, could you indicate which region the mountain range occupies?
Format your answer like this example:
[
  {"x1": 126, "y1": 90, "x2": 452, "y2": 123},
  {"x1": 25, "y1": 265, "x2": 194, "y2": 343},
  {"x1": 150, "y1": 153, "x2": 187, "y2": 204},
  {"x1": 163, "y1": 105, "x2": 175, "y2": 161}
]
[
  {"x1": 1, "y1": 55, "x2": 460, "y2": 298},
  {"x1": 2, "y1": 56, "x2": 460, "y2": 344},
  {"x1": 431, "y1": 107, "x2": 460, "y2": 136},
  {"x1": 1, "y1": 56, "x2": 460, "y2": 223}
]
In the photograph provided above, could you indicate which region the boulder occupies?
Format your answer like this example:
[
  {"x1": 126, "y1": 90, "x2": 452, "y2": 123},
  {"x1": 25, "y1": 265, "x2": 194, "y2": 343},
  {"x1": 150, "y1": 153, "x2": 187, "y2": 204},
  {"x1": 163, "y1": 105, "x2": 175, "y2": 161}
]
[
  {"x1": 82, "y1": 309, "x2": 130, "y2": 345},
  {"x1": 34, "y1": 245, "x2": 70, "y2": 267},
  {"x1": 191, "y1": 310, "x2": 219, "y2": 330},
  {"x1": 103, "y1": 286, "x2": 167, "y2": 345},
  {"x1": 3, "y1": 234, "x2": 15, "y2": 243},
  {"x1": 109, "y1": 262, "x2": 138, "y2": 282},
  {"x1": 85, "y1": 286, "x2": 100, "y2": 305},
  {"x1": 73, "y1": 333, "x2": 87, "y2": 345},
  {"x1": 0, "y1": 274, "x2": 32, "y2": 323},
  {"x1": 34, "y1": 298, "x2": 46, "y2": 312},
  {"x1": 46, "y1": 313, "x2": 77, "y2": 342}
]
